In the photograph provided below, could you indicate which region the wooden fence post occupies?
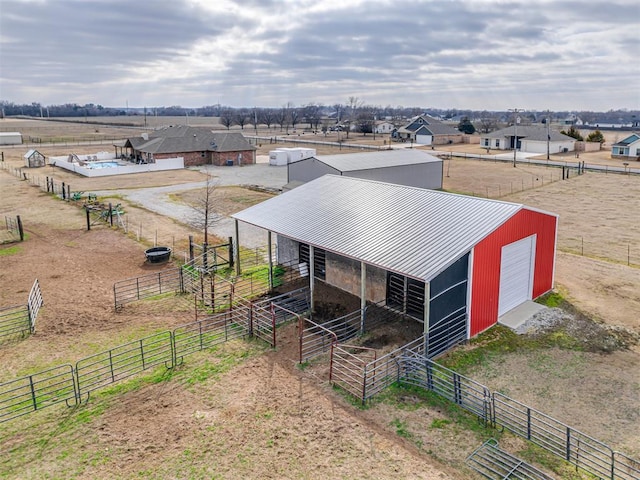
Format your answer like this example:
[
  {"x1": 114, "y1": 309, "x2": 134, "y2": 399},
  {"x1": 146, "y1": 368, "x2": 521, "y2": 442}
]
[{"x1": 16, "y1": 215, "x2": 24, "y2": 241}]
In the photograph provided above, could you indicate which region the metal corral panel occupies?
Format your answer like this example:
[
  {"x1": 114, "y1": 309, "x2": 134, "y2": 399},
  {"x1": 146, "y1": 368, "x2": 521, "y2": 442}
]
[
  {"x1": 469, "y1": 209, "x2": 558, "y2": 336},
  {"x1": 233, "y1": 175, "x2": 530, "y2": 282}
]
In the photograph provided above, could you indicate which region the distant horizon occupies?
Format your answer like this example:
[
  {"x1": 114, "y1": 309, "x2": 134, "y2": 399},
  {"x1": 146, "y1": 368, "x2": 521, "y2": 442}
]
[
  {"x1": 1, "y1": 1, "x2": 638, "y2": 111},
  {"x1": 2, "y1": 102, "x2": 639, "y2": 116}
]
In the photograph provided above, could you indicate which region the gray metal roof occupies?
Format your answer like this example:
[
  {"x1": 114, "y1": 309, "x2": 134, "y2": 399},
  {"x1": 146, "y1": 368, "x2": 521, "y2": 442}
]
[
  {"x1": 484, "y1": 125, "x2": 574, "y2": 142},
  {"x1": 233, "y1": 175, "x2": 532, "y2": 282},
  {"x1": 125, "y1": 125, "x2": 256, "y2": 154},
  {"x1": 310, "y1": 149, "x2": 441, "y2": 172}
]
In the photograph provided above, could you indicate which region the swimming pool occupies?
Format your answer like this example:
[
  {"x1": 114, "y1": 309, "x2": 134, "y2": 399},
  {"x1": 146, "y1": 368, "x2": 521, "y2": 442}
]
[{"x1": 85, "y1": 161, "x2": 121, "y2": 169}]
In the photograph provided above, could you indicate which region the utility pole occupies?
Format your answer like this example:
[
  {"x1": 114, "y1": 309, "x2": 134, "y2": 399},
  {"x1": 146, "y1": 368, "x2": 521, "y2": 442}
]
[
  {"x1": 546, "y1": 113, "x2": 551, "y2": 161},
  {"x1": 509, "y1": 108, "x2": 521, "y2": 167}
]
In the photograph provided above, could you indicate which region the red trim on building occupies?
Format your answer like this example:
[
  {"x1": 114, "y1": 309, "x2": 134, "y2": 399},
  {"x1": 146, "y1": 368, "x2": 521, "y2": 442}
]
[{"x1": 469, "y1": 208, "x2": 557, "y2": 337}]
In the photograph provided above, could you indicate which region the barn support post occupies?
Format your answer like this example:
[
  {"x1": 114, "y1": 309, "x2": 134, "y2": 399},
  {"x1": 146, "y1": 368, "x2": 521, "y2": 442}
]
[
  {"x1": 309, "y1": 245, "x2": 315, "y2": 310},
  {"x1": 360, "y1": 262, "x2": 366, "y2": 333},
  {"x1": 423, "y1": 282, "x2": 430, "y2": 355},
  {"x1": 234, "y1": 219, "x2": 241, "y2": 275},
  {"x1": 267, "y1": 231, "x2": 273, "y2": 290}
]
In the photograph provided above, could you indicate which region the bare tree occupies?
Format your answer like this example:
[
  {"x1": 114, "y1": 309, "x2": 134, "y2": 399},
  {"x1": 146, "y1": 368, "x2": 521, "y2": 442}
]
[
  {"x1": 345, "y1": 97, "x2": 364, "y2": 139},
  {"x1": 478, "y1": 112, "x2": 498, "y2": 134},
  {"x1": 302, "y1": 103, "x2": 322, "y2": 131},
  {"x1": 248, "y1": 107, "x2": 260, "y2": 133},
  {"x1": 276, "y1": 104, "x2": 290, "y2": 133},
  {"x1": 289, "y1": 103, "x2": 300, "y2": 131},
  {"x1": 356, "y1": 107, "x2": 375, "y2": 135},
  {"x1": 219, "y1": 108, "x2": 234, "y2": 129},
  {"x1": 259, "y1": 108, "x2": 276, "y2": 130},
  {"x1": 188, "y1": 174, "x2": 220, "y2": 248},
  {"x1": 234, "y1": 108, "x2": 250, "y2": 129}
]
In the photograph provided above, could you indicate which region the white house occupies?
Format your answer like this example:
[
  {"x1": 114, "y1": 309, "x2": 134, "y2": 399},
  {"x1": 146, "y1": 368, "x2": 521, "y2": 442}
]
[
  {"x1": 480, "y1": 125, "x2": 575, "y2": 154},
  {"x1": 374, "y1": 121, "x2": 395, "y2": 134},
  {"x1": 611, "y1": 133, "x2": 640, "y2": 160}
]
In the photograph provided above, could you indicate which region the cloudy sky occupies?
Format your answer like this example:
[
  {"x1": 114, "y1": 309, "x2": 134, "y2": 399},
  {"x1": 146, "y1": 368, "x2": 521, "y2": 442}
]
[{"x1": 1, "y1": 0, "x2": 638, "y2": 111}]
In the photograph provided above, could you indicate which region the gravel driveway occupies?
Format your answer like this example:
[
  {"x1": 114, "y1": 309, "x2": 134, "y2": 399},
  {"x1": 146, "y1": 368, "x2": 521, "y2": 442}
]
[{"x1": 95, "y1": 164, "x2": 288, "y2": 248}]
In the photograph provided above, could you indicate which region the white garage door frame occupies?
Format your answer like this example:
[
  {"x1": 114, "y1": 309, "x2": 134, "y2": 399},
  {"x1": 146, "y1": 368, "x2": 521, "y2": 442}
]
[{"x1": 498, "y1": 235, "x2": 536, "y2": 316}]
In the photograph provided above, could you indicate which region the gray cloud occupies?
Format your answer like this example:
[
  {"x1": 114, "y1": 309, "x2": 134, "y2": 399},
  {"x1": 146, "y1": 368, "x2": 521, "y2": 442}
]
[{"x1": 0, "y1": 0, "x2": 638, "y2": 110}]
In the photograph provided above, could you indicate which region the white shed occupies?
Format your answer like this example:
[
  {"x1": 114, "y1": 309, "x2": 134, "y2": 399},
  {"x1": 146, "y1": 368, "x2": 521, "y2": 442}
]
[
  {"x1": 269, "y1": 147, "x2": 316, "y2": 166},
  {"x1": 0, "y1": 132, "x2": 23, "y2": 145}
]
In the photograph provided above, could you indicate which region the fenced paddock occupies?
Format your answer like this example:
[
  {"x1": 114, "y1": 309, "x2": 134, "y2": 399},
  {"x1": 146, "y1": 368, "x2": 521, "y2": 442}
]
[
  {"x1": 330, "y1": 345, "x2": 639, "y2": 480},
  {"x1": 0, "y1": 284, "x2": 306, "y2": 424}
]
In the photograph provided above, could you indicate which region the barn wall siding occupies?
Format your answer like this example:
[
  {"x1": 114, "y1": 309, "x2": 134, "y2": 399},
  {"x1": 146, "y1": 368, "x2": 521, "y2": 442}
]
[
  {"x1": 469, "y1": 209, "x2": 557, "y2": 336},
  {"x1": 288, "y1": 159, "x2": 340, "y2": 183},
  {"x1": 276, "y1": 236, "x2": 299, "y2": 265},
  {"x1": 325, "y1": 253, "x2": 386, "y2": 303},
  {"x1": 347, "y1": 162, "x2": 443, "y2": 190}
]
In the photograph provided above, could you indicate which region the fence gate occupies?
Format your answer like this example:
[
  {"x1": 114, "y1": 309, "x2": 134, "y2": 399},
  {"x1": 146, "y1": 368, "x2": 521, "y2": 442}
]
[
  {"x1": 252, "y1": 302, "x2": 276, "y2": 347},
  {"x1": 27, "y1": 279, "x2": 44, "y2": 331}
]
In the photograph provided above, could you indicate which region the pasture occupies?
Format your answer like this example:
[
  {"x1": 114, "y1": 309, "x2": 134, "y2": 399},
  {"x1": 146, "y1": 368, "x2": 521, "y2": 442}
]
[{"x1": 0, "y1": 117, "x2": 638, "y2": 479}]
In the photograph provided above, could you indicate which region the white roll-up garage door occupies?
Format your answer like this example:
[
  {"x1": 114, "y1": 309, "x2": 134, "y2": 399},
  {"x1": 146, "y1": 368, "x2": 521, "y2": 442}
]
[{"x1": 498, "y1": 235, "x2": 536, "y2": 316}]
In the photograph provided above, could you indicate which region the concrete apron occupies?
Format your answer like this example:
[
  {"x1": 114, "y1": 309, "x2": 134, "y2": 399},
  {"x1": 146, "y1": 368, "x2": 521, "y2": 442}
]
[{"x1": 498, "y1": 300, "x2": 547, "y2": 331}]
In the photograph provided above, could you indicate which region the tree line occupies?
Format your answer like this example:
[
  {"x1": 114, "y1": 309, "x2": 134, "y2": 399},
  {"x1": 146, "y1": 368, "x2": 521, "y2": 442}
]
[{"x1": 1, "y1": 100, "x2": 637, "y2": 135}]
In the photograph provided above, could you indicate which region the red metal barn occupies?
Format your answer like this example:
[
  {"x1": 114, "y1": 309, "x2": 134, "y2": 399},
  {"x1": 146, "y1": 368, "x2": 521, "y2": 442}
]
[
  {"x1": 232, "y1": 175, "x2": 558, "y2": 358},
  {"x1": 470, "y1": 208, "x2": 557, "y2": 336}
]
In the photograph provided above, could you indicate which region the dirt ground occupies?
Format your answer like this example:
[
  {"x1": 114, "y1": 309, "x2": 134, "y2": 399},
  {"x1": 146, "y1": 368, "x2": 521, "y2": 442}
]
[{"x1": 2, "y1": 118, "x2": 640, "y2": 478}]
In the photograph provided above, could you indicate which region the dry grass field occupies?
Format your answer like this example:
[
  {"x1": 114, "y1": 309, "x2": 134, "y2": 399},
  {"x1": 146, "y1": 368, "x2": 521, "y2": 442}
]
[{"x1": 1, "y1": 117, "x2": 639, "y2": 479}]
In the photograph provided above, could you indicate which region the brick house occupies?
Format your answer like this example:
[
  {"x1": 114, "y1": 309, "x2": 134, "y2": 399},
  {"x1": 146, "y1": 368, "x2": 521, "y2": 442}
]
[{"x1": 120, "y1": 125, "x2": 256, "y2": 167}]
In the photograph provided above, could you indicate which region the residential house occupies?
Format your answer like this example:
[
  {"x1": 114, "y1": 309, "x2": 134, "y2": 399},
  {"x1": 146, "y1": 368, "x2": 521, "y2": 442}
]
[
  {"x1": 395, "y1": 115, "x2": 462, "y2": 145},
  {"x1": 611, "y1": 133, "x2": 640, "y2": 160},
  {"x1": 480, "y1": 125, "x2": 575, "y2": 154},
  {"x1": 118, "y1": 125, "x2": 256, "y2": 167}
]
